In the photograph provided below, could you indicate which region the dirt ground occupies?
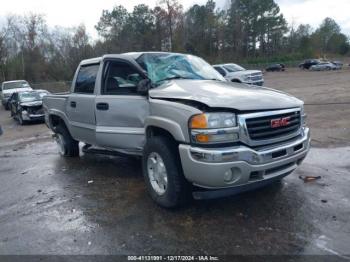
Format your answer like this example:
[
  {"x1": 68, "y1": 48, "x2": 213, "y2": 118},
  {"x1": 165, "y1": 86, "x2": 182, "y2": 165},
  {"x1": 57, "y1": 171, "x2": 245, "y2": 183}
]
[
  {"x1": 0, "y1": 69, "x2": 349, "y2": 259},
  {"x1": 264, "y1": 67, "x2": 350, "y2": 148}
]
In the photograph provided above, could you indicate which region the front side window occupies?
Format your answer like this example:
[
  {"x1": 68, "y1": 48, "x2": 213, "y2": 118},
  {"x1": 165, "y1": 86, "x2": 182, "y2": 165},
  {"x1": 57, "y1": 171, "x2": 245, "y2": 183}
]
[
  {"x1": 102, "y1": 61, "x2": 143, "y2": 95},
  {"x1": 223, "y1": 64, "x2": 245, "y2": 73},
  {"x1": 74, "y1": 64, "x2": 99, "y2": 94}
]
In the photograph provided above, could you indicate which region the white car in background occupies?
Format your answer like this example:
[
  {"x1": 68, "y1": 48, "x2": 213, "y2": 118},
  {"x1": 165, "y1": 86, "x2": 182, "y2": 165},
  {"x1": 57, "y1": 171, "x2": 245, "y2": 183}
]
[
  {"x1": 213, "y1": 63, "x2": 264, "y2": 86},
  {"x1": 310, "y1": 62, "x2": 337, "y2": 71},
  {"x1": 1, "y1": 80, "x2": 33, "y2": 110}
]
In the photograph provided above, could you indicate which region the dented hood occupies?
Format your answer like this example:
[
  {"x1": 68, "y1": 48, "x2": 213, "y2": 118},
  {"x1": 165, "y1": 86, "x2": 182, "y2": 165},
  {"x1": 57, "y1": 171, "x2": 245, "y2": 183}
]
[{"x1": 149, "y1": 80, "x2": 303, "y2": 111}]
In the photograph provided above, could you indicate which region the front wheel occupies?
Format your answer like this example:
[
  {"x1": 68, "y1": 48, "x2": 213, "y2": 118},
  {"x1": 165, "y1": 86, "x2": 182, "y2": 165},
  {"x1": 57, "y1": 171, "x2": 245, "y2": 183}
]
[
  {"x1": 142, "y1": 136, "x2": 191, "y2": 208},
  {"x1": 54, "y1": 125, "x2": 79, "y2": 157},
  {"x1": 18, "y1": 112, "x2": 25, "y2": 125}
]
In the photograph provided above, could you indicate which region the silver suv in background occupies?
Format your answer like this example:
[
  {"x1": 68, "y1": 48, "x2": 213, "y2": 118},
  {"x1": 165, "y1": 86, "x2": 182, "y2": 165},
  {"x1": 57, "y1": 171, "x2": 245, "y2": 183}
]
[
  {"x1": 0, "y1": 80, "x2": 33, "y2": 110},
  {"x1": 43, "y1": 52, "x2": 309, "y2": 208},
  {"x1": 213, "y1": 63, "x2": 264, "y2": 86}
]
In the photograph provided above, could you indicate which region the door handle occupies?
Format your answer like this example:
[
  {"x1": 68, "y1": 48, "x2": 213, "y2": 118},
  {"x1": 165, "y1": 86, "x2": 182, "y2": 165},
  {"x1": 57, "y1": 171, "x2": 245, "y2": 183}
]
[
  {"x1": 70, "y1": 101, "x2": 77, "y2": 108},
  {"x1": 96, "y1": 102, "x2": 109, "y2": 111}
]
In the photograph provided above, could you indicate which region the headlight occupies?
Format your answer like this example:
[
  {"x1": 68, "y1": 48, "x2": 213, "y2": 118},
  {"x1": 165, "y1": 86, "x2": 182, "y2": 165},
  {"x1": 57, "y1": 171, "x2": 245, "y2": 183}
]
[
  {"x1": 189, "y1": 113, "x2": 239, "y2": 144},
  {"x1": 243, "y1": 75, "x2": 251, "y2": 81}
]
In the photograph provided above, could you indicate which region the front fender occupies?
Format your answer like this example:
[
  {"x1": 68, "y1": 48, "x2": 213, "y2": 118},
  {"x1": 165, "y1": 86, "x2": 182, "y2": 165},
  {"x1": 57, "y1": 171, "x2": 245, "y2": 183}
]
[{"x1": 145, "y1": 116, "x2": 186, "y2": 142}]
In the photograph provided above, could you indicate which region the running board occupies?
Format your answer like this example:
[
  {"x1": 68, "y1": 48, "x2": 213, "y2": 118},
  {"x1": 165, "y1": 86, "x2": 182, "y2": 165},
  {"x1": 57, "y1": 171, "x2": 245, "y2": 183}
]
[{"x1": 82, "y1": 145, "x2": 141, "y2": 158}]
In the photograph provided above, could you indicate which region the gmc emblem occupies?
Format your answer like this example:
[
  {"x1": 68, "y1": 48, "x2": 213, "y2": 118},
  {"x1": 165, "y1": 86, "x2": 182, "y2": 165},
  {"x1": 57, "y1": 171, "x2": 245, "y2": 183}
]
[{"x1": 271, "y1": 117, "x2": 290, "y2": 128}]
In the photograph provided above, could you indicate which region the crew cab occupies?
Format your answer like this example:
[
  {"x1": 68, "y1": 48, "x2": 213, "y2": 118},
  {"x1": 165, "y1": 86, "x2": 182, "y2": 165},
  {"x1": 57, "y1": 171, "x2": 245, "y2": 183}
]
[
  {"x1": 213, "y1": 63, "x2": 264, "y2": 86},
  {"x1": 43, "y1": 52, "x2": 310, "y2": 208}
]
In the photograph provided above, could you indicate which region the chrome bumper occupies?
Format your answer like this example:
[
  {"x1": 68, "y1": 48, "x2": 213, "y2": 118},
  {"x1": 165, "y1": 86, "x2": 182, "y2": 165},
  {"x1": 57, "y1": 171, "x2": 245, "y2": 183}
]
[{"x1": 179, "y1": 128, "x2": 310, "y2": 189}]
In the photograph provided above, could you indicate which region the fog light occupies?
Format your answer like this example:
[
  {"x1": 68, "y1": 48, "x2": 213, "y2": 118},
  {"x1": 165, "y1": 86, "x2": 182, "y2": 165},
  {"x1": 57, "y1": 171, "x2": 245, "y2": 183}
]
[
  {"x1": 251, "y1": 153, "x2": 260, "y2": 164},
  {"x1": 224, "y1": 169, "x2": 233, "y2": 182}
]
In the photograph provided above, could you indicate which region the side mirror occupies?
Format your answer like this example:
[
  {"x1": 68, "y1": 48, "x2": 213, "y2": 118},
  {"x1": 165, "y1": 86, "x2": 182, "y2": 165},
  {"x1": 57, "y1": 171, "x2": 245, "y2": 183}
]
[{"x1": 137, "y1": 79, "x2": 151, "y2": 95}]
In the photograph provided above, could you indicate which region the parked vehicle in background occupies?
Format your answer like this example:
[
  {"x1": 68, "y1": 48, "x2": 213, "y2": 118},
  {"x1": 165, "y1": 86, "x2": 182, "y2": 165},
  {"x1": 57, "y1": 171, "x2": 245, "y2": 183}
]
[
  {"x1": 0, "y1": 80, "x2": 33, "y2": 110},
  {"x1": 331, "y1": 61, "x2": 343, "y2": 70},
  {"x1": 299, "y1": 59, "x2": 320, "y2": 70},
  {"x1": 43, "y1": 52, "x2": 310, "y2": 208},
  {"x1": 310, "y1": 62, "x2": 337, "y2": 71},
  {"x1": 265, "y1": 63, "x2": 285, "y2": 72},
  {"x1": 9, "y1": 90, "x2": 49, "y2": 125},
  {"x1": 213, "y1": 63, "x2": 264, "y2": 86}
]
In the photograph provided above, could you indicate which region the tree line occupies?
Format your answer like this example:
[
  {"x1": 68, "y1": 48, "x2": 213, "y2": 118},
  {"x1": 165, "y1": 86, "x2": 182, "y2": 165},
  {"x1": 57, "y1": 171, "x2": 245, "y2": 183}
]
[{"x1": 0, "y1": 0, "x2": 349, "y2": 83}]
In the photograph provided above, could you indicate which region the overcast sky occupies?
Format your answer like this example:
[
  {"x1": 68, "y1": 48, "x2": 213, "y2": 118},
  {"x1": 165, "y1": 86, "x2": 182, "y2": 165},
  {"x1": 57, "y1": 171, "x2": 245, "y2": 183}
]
[{"x1": 0, "y1": 0, "x2": 350, "y2": 38}]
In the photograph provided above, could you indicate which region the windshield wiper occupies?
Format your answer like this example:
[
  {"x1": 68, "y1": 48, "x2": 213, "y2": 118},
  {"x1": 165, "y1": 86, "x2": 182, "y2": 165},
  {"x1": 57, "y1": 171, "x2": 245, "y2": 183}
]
[{"x1": 156, "y1": 76, "x2": 192, "y2": 83}]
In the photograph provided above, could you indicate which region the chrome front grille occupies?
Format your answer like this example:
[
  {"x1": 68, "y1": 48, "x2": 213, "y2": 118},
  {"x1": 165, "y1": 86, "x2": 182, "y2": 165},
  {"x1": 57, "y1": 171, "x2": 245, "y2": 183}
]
[
  {"x1": 27, "y1": 106, "x2": 44, "y2": 115},
  {"x1": 246, "y1": 110, "x2": 301, "y2": 141},
  {"x1": 249, "y1": 73, "x2": 263, "y2": 81},
  {"x1": 237, "y1": 108, "x2": 303, "y2": 147},
  {"x1": 251, "y1": 75, "x2": 262, "y2": 81}
]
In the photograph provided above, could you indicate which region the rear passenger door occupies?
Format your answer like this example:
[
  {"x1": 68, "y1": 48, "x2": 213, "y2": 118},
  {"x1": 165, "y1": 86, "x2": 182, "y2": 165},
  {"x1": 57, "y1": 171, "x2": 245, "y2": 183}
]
[
  {"x1": 66, "y1": 63, "x2": 99, "y2": 144},
  {"x1": 95, "y1": 59, "x2": 149, "y2": 152}
]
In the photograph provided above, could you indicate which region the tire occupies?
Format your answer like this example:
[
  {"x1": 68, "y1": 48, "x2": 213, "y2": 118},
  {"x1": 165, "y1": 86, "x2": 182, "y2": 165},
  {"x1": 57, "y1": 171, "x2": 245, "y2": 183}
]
[
  {"x1": 142, "y1": 136, "x2": 191, "y2": 208},
  {"x1": 18, "y1": 113, "x2": 25, "y2": 125},
  {"x1": 54, "y1": 124, "x2": 79, "y2": 157}
]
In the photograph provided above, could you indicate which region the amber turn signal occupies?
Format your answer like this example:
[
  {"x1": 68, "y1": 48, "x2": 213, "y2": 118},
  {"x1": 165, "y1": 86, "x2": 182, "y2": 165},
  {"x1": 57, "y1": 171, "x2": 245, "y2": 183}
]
[
  {"x1": 190, "y1": 114, "x2": 207, "y2": 129},
  {"x1": 195, "y1": 134, "x2": 210, "y2": 143}
]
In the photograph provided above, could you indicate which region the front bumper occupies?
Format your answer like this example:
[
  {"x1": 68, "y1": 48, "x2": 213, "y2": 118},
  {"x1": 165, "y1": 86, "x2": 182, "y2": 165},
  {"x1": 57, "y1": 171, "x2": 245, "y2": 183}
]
[
  {"x1": 244, "y1": 80, "x2": 264, "y2": 86},
  {"x1": 22, "y1": 112, "x2": 45, "y2": 121},
  {"x1": 179, "y1": 128, "x2": 310, "y2": 198}
]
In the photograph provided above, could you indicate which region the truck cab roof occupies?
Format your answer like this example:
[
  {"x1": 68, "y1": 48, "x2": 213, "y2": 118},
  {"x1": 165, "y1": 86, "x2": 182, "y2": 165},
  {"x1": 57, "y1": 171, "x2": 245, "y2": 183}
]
[{"x1": 80, "y1": 52, "x2": 186, "y2": 66}]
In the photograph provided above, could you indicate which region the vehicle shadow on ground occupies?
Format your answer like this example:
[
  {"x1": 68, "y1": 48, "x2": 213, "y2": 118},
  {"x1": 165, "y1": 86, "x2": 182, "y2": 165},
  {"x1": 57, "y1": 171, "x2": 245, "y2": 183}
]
[{"x1": 47, "y1": 149, "x2": 313, "y2": 254}]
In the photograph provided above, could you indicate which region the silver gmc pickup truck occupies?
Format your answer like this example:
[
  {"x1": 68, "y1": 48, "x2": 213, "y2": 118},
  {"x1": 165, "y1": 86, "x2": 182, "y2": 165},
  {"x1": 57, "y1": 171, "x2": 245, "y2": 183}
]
[{"x1": 43, "y1": 52, "x2": 310, "y2": 208}]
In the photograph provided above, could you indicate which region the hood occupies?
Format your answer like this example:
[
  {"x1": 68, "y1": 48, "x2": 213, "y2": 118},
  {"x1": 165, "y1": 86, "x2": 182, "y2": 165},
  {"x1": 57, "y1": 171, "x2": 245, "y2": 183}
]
[
  {"x1": 20, "y1": 101, "x2": 42, "y2": 107},
  {"x1": 149, "y1": 80, "x2": 303, "y2": 111},
  {"x1": 2, "y1": 87, "x2": 33, "y2": 95}
]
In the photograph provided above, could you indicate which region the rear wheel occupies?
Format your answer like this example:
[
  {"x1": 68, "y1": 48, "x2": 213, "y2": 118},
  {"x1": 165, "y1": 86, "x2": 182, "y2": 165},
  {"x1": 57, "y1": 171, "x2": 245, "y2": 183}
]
[
  {"x1": 54, "y1": 125, "x2": 79, "y2": 157},
  {"x1": 143, "y1": 136, "x2": 191, "y2": 208}
]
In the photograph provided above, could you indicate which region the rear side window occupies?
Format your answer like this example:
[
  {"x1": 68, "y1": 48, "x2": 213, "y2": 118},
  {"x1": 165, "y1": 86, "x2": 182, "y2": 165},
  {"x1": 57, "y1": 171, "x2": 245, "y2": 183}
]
[{"x1": 74, "y1": 64, "x2": 99, "y2": 94}]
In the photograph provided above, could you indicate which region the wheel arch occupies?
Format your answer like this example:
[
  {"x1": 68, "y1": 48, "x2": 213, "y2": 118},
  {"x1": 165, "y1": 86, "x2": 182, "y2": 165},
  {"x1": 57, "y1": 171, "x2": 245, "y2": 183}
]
[
  {"x1": 146, "y1": 125, "x2": 178, "y2": 145},
  {"x1": 48, "y1": 112, "x2": 70, "y2": 133},
  {"x1": 145, "y1": 116, "x2": 187, "y2": 143}
]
